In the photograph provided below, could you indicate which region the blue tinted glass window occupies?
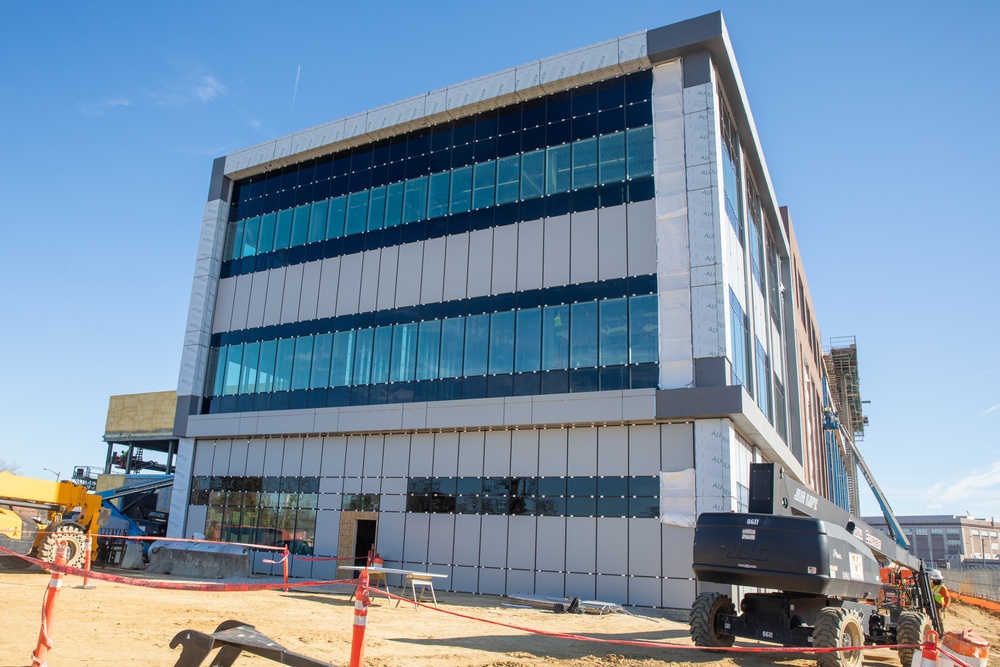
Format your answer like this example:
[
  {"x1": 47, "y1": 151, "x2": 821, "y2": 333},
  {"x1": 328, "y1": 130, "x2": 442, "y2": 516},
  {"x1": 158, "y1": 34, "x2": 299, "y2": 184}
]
[
  {"x1": 546, "y1": 145, "x2": 571, "y2": 194},
  {"x1": 427, "y1": 172, "x2": 450, "y2": 219},
  {"x1": 308, "y1": 200, "x2": 328, "y2": 244},
  {"x1": 290, "y1": 204, "x2": 311, "y2": 247},
  {"x1": 599, "y1": 132, "x2": 626, "y2": 185},
  {"x1": 450, "y1": 166, "x2": 472, "y2": 214},
  {"x1": 273, "y1": 209, "x2": 293, "y2": 250},
  {"x1": 628, "y1": 295, "x2": 658, "y2": 364},
  {"x1": 416, "y1": 320, "x2": 441, "y2": 381},
  {"x1": 514, "y1": 308, "x2": 541, "y2": 373},
  {"x1": 390, "y1": 323, "x2": 418, "y2": 383},
  {"x1": 225, "y1": 221, "x2": 242, "y2": 261},
  {"x1": 599, "y1": 298, "x2": 628, "y2": 366},
  {"x1": 722, "y1": 137, "x2": 741, "y2": 242},
  {"x1": 352, "y1": 329, "x2": 374, "y2": 385},
  {"x1": 258, "y1": 213, "x2": 276, "y2": 253},
  {"x1": 345, "y1": 191, "x2": 369, "y2": 236},
  {"x1": 367, "y1": 186, "x2": 386, "y2": 231},
  {"x1": 211, "y1": 347, "x2": 227, "y2": 396},
  {"x1": 729, "y1": 289, "x2": 750, "y2": 388},
  {"x1": 310, "y1": 333, "x2": 333, "y2": 389},
  {"x1": 472, "y1": 160, "x2": 496, "y2": 210},
  {"x1": 223, "y1": 344, "x2": 243, "y2": 395},
  {"x1": 572, "y1": 138, "x2": 598, "y2": 190},
  {"x1": 489, "y1": 310, "x2": 514, "y2": 374},
  {"x1": 570, "y1": 301, "x2": 598, "y2": 368},
  {"x1": 291, "y1": 337, "x2": 314, "y2": 390},
  {"x1": 626, "y1": 126, "x2": 654, "y2": 179},
  {"x1": 256, "y1": 339, "x2": 277, "y2": 392},
  {"x1": 384, "y1": 182, "x2": 404, "y2": 227},
  {"x1": 274, "y1": 338, "x2": 295, "y2": 391},
  {"x1": 326, "y1": 196, "x2": 346, "y2": 238},
  {"x1": 439, "y1": 318, "x2": 465, "y2": 378},
  {"x1": 755, "y1": 338, "x2": 771, "y2": 419},
  {"x1": 242, "y1": 217, "x2": 260, "y2": 258},
  {"x1": 520, "y1": 150, "x2": 544, "y2": 199},
  {"x1": 370, "y1": 326, "x2": 393, "y2": 384},
  {"x1": 496, "y1": 155, "x2": 520, "y2": 204},
  {"x1": 464, "y1": 314, "x2": 489, "y2": 377},
  {"x1": 541, "y1": 304, "x2": 569, "y2": 370},
  {"x1": 330, "y1": 330, "x2": 355, "y2": 387},
  {"x1": 240, "y1": 342, "x2": 259, "y2": 394},
  {"x1": 403, "y1": 176, "x2": 428, "y2": 224}
]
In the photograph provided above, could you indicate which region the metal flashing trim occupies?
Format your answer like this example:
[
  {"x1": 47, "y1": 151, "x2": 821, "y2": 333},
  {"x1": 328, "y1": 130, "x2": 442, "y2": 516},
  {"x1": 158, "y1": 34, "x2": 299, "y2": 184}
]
[{"x1": 207, "y1": 156, "x2": 228, "y2": 203}]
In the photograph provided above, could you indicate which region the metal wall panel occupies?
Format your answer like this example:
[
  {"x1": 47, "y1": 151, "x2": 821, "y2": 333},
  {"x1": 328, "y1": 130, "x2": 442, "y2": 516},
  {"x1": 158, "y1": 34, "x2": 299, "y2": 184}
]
[
  {"x1": 542, "y1": 214, "x2": 570, "y2": 287},
  {"x1": 377, "y1": 246, "x2": 400, "y2": 310},
  {"x1": 516, "y1": 218, "x2": 544, "y2": 292},
  {"x1": 535, "y1": 571, "x2": 565, "y2": 598},
  {"x1": 598, "y1": 205, "x2": 628, "y2": 280},
  {"x1": 596, "y1": 518, "x2": 628, "y2": 575},
  {"x1": 628, "y1": 577, "x2": 661, "y2": 607},
  {"x1": 408, "y1": 433, "x2": 434, "y2": 476},
  {"x1": 478, "y1": 568, "x2": 506, "y2": 596},
  {"x1": 363, "y1": 434, "x2": 384, "y2": 476},
  {"x1": 320, "y1": 436, "x2": 347, "y2": 476},
  {"x1": 229, "y1": 274, "x2": 252, "y2": 331},
  {"x1": 661, "y1": 423, "x2": 694, "y2": 470},
  {"x1": 451, "y1": 565, "x2": 478, "y2": 593},
  {"x1": 428, "y1": 514, "x2": 455, "y2": 564},
  {"x1": 316, "y1": 257, "x2": 341, "y2": 319},
  {"x1": 466, "y1": 229, "x2": 494, "y2": 297},
  {"x1": 247, "y1": 272, "x2": 269, "y2": 329},
  {"x1": 281, "y1": 437, "x2": 303, "y2": 475},
  {"x1": 212, "y1": 277, "x2": 236, "y2": 332},
  {"x1": 359, "y1": 250, "x2": 381, "y2": 313},
  {"x1": 491, "y1": 224, "x2": 518, "y2": 294},
  {"x1": 483, "y1": 431, "x2": 511, "y2": 475},
  {"x1": 336, "y1": 254, "x2": 363, "y2": 316},
  {"x1": 313, "y1": 510, "x2": 340, "y2": 557},
  {"x1": 596, "y1": 575, "x2": 628, "y2": 604},
  {"x1": 537, "y1": 429, "x2": 568, "y2": 475},
  {"x1": 507, "y1": 517, "x2": 536, "y2": 570},
  {"x1": 377, "y1": 512, "x2": 405, "y2": 565},
  {"x1": 302, "y1": 437, "x2": 322, "y2": 476},
  {"x1": 662, "y1": 525, "x2": 696, "y2": 579},
  {"x1": 628, "y1": 425, "x2": 660, "y2": 474},
  {"x1": 565, "y1": 517, "x2": 596, "y2": 571},
  {"x1": 442, "y1": 234, "x2": 469, "y2": 301},
  {"x1": 246, "y1": 440, "x2": 266, "y2": 476},
  {"x1": 457, "y1": 432, "x2": 485, "y2": 476},
  {"x1": 420, "y1": 237, "x2": 446, "y2": 304},
  {"x1": 403, "y1": 513, "x2": 430, "y2": 563},
  {"x1": 506, "y1": 569, "x2": 535, "y2": 596},
  {"x1": 628, "y1": 518, "x2": 661, "y2": 577},
  {"x1": 279, "y1": 264, "x2": 304, "y2": 324},
  {"x1": 597, "y1": 425, "x2": 629, "y2": 476},
  {"x1": 432, "y1": 432, "x2": 459, "y2": 476},
  {"x1": 262, "y1": 267, "x2": 285, "y2": 326},
  {"x1": 509, "y1": 430, "x2": 539, "y2": 476},
  {"x1": 395, "y1": 242, "x2": 424, "y2": 307},
  {"x1": 298, "y1": 261, "x2": 322, "y2": 322},
  {"x1": 626, "y1": 199, "x2": 657, "y2": 276},
  {"x1": 262, "y1": 438, "x2": 284, "y2": 475},
  {"x1": 566, "y1": 429, "x2": 597, "y2": 476},
  {"x1": 535, "y1": 516, "x2": 566, "y2": 571},
  {"x1": 479, "y1": 515, "x2": 508, "y2": 568},
  {"x1": 344, "y1": 435, "x2": 365, "y2": 477},
  {"x1": 453, "y1": 515, "x2": 482, "y2": 564},
  {"x1": 212, "y1": 441, "x2": 231, "y2": 475},
  {"x1": 228, "y1": 441, "x2": 248, "y2": 476},
  {"x1": 382, "y1": 434, "x2": 411, "y2": 476},
  {"x1": 569, "y1": 209, "x2": 599, "y2": 283},
  {"x1": 565, "y1": 572, "x2": 596, "y2": 599}
]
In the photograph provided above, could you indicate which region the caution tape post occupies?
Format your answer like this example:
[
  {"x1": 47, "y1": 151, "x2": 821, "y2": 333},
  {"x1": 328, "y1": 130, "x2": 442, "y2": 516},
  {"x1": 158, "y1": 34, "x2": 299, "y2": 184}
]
[
  {"x1": 78, "y1": 532, "x2": 94, "y2": 589},
  {"x1": 918, "y1": 631, "x2": 940, "y2": 667},
  {"x1": 31, "y1": 541, "x2": 68, "y2": 667},
  {"x1": 349, "y1": 568, "x2": 371, "y2": 667},
  {"x1": 282, "y1": 546, "x2": 290, "y2": 592}
]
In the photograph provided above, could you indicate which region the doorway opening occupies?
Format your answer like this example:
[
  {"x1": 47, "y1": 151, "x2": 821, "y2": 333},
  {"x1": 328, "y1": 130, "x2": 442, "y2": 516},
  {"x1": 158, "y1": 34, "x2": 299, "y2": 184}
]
[{"x1": 354, "y1": 519, "x2": 377, "y2": 566}]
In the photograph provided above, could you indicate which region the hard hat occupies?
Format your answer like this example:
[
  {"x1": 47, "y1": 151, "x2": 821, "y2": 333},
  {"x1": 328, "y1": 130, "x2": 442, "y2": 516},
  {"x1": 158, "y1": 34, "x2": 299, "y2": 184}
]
[{"x1": 928, "y1": 569, "x2": 943, "y2": 580}]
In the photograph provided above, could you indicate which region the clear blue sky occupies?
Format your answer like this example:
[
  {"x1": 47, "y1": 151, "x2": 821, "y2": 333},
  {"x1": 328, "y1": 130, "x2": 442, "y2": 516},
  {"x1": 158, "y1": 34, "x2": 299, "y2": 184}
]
[{"x1": 1, "y1": 2, "x2": 997, "y2": 520}]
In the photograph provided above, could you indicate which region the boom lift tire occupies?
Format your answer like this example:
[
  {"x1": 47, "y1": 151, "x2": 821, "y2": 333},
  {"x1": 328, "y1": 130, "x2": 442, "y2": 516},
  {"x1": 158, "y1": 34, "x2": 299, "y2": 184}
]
[
  {"x1": 814, "y1": 608, "x2": 864, "y2": 667},
  {"x1": 690, "y1": 591, "x2": 736, "y2": 647},
  {"x1": 37, "y1": 523, "x2": 86, "y2": 568},
  {"x1": 896, "y1": 611, "x2": 933, "y2": 667}
]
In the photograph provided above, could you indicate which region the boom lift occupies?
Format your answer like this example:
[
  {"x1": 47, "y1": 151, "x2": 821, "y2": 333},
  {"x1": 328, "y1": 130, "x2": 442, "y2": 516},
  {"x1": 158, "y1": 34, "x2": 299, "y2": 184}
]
[
  {"x1": 690, "y1": 462, "x2": 939, "y2": 667},
  {"x1": 0, "y1": 471, "x2": 109, "y2": 567}
]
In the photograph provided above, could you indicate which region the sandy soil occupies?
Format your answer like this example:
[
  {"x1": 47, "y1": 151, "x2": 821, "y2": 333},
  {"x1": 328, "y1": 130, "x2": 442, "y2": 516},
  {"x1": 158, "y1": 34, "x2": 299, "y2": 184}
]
[{"x1": 0, "y1": 566, "x2": 997, "y2": 667}]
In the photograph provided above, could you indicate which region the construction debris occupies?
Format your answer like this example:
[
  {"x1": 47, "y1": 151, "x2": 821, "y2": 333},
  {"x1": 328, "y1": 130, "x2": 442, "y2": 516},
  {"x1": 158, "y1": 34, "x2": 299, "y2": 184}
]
[{"x1": 505, "y1": 594, "x2": 623, "y2": 615}]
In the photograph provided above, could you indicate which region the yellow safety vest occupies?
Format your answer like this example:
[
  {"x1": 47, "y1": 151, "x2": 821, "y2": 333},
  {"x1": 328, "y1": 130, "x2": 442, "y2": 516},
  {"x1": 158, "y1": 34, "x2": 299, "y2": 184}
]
[{"x1": 932, "y1": 584, "x2": 946, "y2": 606}]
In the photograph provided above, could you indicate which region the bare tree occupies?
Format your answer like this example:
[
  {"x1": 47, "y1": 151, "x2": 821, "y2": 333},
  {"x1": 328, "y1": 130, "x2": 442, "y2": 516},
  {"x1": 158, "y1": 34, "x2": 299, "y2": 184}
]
[{"x1": 0, "y1": 458, "x2": 21, "y2": 474}]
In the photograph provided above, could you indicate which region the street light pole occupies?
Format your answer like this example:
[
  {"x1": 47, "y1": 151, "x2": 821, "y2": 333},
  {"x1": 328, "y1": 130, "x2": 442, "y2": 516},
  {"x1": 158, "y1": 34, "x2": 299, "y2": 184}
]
[{"x1": 42, "y1": 468, "x2": 60, "y2": 483}]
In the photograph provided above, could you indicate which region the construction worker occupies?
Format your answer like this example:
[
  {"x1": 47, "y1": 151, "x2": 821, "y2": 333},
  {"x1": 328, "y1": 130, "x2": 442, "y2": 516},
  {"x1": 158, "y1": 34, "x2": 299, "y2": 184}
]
[{"x1": 929, "y1": 569, "x2": 951, "y2": 623}]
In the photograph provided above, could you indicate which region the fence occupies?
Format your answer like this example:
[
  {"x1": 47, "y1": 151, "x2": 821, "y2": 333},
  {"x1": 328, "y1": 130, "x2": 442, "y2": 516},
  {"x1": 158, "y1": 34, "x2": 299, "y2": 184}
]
[{"x1": 941, "y1": 567, "x2": 1000, "y2": 602}]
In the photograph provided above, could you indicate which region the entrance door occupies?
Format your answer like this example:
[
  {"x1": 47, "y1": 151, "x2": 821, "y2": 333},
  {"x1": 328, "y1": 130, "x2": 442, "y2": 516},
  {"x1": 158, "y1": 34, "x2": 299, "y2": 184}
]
[{"x1": 353, "y1": 519, "x2": 377, "y2": 566}]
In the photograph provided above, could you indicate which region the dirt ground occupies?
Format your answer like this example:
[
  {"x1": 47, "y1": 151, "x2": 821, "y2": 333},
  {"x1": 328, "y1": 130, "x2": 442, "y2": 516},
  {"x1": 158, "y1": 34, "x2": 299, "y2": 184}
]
[{"x1": 1, "y1": 566, "x2": 998, "y2": 667}]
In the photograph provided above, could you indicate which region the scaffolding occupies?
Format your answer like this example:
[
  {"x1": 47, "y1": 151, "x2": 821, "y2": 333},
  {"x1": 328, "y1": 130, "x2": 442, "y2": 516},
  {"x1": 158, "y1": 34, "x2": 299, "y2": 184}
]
[{"x1": 823, "y1": 336, "x2": 867, "y2": 516}]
